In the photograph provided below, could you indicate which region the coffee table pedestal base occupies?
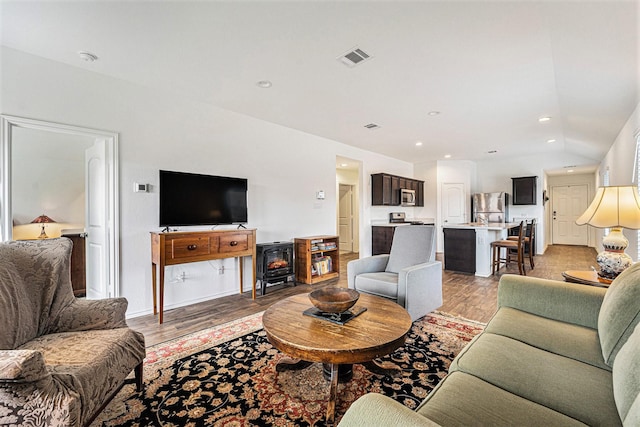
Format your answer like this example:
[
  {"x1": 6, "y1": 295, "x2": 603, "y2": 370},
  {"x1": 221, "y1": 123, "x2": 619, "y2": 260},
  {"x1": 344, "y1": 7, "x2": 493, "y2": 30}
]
[{"x1": 274, "y1": 357, "x2": 402, "y2": 425}]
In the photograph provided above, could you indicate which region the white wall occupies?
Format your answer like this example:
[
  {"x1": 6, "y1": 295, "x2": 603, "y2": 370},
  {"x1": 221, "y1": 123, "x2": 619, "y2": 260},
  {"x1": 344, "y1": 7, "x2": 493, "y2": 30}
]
[
  {"x1": 598, "y1": 101, "x2": 640, "y2": 260},
  {"x1": 1, "y1": 47, "x2": 413, "y2": 316},
  {"x1": 414, "y1": 160, "x2": 438, "y2": 222}
]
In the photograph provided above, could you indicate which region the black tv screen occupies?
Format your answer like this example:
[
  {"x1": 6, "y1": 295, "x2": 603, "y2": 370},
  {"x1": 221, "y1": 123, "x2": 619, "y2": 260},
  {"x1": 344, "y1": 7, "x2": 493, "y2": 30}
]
[{"x1": 159, "y1": 170, "x2": 248, "y2": 226}]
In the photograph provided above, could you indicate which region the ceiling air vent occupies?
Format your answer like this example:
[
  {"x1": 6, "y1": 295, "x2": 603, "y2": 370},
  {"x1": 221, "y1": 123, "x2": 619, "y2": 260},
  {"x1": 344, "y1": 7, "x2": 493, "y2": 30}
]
[
  {"x1": 364, "y1": 123, "x2": 381, "y2": 130},
  {"x1": 338, "y1": 47, "x2": 373, "y2": 67}
]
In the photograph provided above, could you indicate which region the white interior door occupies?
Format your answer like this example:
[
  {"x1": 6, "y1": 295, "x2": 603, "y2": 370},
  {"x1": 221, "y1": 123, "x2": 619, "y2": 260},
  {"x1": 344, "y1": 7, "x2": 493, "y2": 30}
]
[
  {"x1": 338, "y1": 184, "x2": 354, "y2": 252},
  {"x1": 442, "y1": 183, "x2": 466, "y2": 225},
  {"x1": 85, "y1": 139, "x2": 110, "y2": 299},
  {"x1": 552, "y1": 185, "x2": 589, "y2": 245}
]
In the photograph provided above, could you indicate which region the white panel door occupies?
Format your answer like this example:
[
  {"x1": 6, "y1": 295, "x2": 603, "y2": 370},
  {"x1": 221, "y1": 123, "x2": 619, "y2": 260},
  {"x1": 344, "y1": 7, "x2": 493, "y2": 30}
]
[
  {"x1": 85, "y1": 139, "x2": 110, "y2": 299},
  {"x1": 442, "y1": 183, "x2": 466, "y2": 225},
  {"x1": 552, "y1": 185, "x2": 588, "y2": 245},
  {"x1": 338, "y1": 184, "x2": 354, "y2": 252}
]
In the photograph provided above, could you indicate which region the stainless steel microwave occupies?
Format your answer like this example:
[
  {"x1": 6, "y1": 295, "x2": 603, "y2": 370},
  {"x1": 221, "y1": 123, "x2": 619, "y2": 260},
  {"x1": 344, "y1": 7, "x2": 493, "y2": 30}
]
[{"x1": 400, "y1": 189, "x2": 416, "y2": 206}]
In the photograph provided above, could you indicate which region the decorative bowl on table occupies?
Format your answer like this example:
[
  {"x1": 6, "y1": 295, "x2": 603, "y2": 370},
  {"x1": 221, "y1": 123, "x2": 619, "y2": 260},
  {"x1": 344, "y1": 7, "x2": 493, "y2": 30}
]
[{"x1": 308, "y1": 287, "x2": 360, "y2": 313}]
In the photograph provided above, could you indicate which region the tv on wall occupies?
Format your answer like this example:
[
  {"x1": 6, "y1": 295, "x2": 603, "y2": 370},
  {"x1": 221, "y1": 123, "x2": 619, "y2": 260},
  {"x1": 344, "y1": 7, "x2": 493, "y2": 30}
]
[{"x1": 159, "y1": 170, "x2": 248, "y2": 227}]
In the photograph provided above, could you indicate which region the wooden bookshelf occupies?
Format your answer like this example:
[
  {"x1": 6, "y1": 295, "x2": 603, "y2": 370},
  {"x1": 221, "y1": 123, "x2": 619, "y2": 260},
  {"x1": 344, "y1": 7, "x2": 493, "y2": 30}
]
[{"x1": 294, "y1": 235, "x2": 340, "y2": 284}]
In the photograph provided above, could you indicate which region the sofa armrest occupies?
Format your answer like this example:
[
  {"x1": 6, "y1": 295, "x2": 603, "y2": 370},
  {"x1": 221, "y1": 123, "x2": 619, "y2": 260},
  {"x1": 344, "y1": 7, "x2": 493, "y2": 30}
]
[
  {"x1": 51, "y1": 297, "x2": 128, "y2": 333},
  {"x1": 347, "y1": 255, "x2": 390, "y2": 289},
  {"x1": 399, "y1": 261, "x2": 443, "y2": 320},
  {"x1": 0, "y1": 350, "x2": 50, "y2": 383},
  {"x1": 498, "y1": 274, "x2": 606, "y2": 328},
  {"x1": 338, "y1": 393, "x2": 441, "y2": 427}
]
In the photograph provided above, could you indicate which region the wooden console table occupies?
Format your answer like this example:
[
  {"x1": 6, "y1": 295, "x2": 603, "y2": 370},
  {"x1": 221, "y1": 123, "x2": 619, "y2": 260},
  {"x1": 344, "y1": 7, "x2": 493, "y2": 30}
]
[{"x1": 151, "y1": 229, "x2": 257, "y2": 324}]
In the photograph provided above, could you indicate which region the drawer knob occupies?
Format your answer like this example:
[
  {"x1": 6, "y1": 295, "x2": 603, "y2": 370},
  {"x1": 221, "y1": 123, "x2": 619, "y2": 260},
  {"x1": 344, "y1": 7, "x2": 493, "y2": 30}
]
[
  {"x1": 187, "y1": 244, "x2": 198, "y2": 250},
  {"x1": 230, "y1": 241, "x2": 238, "y2": 246}
]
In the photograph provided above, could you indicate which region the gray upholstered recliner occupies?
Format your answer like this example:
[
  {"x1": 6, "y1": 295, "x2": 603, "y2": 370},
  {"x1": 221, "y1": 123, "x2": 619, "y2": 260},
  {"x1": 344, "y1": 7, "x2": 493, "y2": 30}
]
[
  {"x1": 0, "y1": 238, "x2": 146, "y2": 427},
  {"x1": 347, "y1": 225, "x2": 442, "y2": 321}
]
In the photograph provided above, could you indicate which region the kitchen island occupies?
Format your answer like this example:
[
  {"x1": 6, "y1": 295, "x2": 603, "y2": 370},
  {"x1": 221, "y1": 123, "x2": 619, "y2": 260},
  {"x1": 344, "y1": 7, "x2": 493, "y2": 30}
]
[
  {"x1": 443, "y1": 222, "x2": 520, "y2": 277},
  {"x1": 371, "y1": 218, "x2": 435, "y2": 255}
]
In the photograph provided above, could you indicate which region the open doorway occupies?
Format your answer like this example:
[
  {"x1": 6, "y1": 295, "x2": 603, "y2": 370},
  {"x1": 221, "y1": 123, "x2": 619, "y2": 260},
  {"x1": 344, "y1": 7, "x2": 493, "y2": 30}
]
[
  {"x1": 1, "y1": 115, "x2": 119, "y2": 299},
  {"x1": 336, "y1": 156, "x2": 360, "y2": 256}
]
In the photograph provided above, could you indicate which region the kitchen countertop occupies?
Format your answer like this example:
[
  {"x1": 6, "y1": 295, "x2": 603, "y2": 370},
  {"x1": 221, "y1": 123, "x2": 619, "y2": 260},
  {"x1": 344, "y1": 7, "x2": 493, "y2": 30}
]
[
  {"x1": 372, "y1": 218, "x2": 435, "y2": 226},
  {"x1": 442, "y1": 222, "x2": 520, "y2": 230}
]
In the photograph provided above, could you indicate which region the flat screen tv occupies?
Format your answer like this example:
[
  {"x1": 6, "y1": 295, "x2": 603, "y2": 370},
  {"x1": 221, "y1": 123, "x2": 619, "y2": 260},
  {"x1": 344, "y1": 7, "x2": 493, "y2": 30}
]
[{"x1": 159, "y1": 170, "x2": 248, "y2": 227}]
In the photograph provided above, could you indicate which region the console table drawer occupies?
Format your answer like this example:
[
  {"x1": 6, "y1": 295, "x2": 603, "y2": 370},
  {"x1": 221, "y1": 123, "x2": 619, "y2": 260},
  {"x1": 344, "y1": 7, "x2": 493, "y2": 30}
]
[
  {"x1": 218, "y1": 233, "x2": 249, "y2": 253},
  {"x1": 170, "y1": 237, "x2": 211, "y2": 259}
]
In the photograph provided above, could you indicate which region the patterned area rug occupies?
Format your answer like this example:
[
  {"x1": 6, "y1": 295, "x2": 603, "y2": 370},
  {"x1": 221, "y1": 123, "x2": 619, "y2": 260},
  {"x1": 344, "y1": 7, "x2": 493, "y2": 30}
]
[{"x1": 93, "y1": 311, "x2": 484, "y2": 426}]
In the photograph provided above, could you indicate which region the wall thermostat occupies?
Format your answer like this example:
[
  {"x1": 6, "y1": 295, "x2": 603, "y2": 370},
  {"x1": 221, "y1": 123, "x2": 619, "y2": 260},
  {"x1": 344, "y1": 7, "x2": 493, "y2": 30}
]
[
  {"x1": 133, "y1": 183, "x2": 149, "y2": 193},
  {"x1": 316, "y1": 190, "x2": 325, "y2": 200}
]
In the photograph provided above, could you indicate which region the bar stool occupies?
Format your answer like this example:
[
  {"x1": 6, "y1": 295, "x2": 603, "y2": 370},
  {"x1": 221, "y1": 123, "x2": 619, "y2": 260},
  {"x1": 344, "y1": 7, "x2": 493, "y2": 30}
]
[
  {"x1": 491, "y1": 221, "x2": 526, "y2": 275},
  {"x1": 507, "y1": 218, "x2": 535, "y2": 269}
]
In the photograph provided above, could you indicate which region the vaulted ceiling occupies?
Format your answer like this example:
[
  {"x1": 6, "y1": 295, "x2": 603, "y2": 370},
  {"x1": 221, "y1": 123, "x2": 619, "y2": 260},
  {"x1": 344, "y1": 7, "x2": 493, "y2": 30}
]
[{"x1": 2, "y1": 1, "x2": 638, "y2": 167}]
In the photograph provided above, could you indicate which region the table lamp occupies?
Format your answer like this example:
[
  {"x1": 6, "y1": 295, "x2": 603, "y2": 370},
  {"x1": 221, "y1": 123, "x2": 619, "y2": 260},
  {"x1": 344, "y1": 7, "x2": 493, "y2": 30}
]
[
  {"x1": 576, "y1": 186, "x2": 640, "y2": 279},
  {"x1": 31, "y1": 214, "x2": 57, "y2": 239}
]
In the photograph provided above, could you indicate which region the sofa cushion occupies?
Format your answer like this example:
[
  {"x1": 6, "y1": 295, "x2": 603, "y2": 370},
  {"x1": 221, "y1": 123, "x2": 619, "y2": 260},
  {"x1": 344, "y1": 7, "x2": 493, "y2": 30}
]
[
  {"x1": 385, "y1": 225, "x2": 435, "y2": 273},
  {"x1": 612, "y1": 323, "x2": 640, "y2": 425},
  {"x1": 485, "y1": 307, "x2": 608, "y2": 370},
  {"x1": 598, "y1": 262, "x2": 640, "y2": 366},
  {"x1": 354, "y1": 272, "x2": 398, "y2": 300},
  {"x1": 0, "y1": 258, "x2": 38, "y2": 349},
  {"x1": 450, "y1": 332, "x2": 621, "y2": 426},
  {"x1": 19, "y1": 328, "x2": 146, "y2": 425},
  {"x1": 417, "y1": 371, "x2": 587, "y2": 426}
]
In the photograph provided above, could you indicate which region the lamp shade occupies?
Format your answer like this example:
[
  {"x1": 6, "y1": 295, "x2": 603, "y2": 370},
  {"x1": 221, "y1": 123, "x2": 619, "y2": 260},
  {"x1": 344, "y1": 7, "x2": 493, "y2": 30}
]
[
  {"x1": 575, "y1": 186, "x2": 640, "y2": 229},
  {"x1": 31, "y1": 214, "x2": 57, "y2": 224}
]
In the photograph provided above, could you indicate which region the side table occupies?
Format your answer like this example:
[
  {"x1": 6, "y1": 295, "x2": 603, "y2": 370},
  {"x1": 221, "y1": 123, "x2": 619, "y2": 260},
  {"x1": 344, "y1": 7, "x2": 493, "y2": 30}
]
[{"x1": 562, "y1": 270, "x2": 611, "y2": 287}]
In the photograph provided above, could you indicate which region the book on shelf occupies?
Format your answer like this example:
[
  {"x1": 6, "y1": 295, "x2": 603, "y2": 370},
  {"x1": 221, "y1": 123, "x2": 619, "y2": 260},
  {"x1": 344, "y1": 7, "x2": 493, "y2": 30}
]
[{"x1": 312, "y1": 256, "x2": 333, "y2": 275}]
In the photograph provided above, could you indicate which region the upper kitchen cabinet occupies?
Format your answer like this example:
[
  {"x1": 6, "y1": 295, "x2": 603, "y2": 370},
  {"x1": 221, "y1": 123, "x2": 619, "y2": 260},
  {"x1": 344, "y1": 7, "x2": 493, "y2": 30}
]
[
  {"x1": 512, "y1": 176, "x2": 537, "y2": 205},
  {"x1": 371, "y1": 173, "x2": 424, "y2": 206}
]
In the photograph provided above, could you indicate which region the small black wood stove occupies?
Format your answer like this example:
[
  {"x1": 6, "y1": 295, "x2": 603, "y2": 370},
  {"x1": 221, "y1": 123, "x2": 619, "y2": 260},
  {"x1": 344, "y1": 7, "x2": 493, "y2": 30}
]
[{"x1": 256, "y1": 242, "x2": 295, "y2": 295}]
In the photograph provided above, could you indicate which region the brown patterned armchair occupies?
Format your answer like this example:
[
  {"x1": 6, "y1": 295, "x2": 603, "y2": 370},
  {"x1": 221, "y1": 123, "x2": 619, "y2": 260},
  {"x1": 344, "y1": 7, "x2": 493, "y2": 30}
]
[{"x1": 0, "y1": 238, "x2": 145, "y2": 426}]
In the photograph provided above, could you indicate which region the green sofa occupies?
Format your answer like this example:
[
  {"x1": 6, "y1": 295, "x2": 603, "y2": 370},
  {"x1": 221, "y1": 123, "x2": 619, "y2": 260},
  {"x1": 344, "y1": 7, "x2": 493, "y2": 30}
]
[{"x1": 338, "y1": 263, "x2": 640, "y2": 426}]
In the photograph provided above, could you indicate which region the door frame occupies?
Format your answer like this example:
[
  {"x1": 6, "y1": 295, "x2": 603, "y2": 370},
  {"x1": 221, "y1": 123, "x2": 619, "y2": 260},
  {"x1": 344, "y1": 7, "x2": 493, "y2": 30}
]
[{"x1": 1, "y1": 115, "x2": 120, "y2": 297}]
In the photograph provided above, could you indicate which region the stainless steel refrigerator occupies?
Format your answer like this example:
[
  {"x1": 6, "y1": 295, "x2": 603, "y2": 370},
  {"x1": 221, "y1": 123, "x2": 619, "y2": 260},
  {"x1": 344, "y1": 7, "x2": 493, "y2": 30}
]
[{"x1": 472, "y1": 192, "x2": 509, "y2": 223}]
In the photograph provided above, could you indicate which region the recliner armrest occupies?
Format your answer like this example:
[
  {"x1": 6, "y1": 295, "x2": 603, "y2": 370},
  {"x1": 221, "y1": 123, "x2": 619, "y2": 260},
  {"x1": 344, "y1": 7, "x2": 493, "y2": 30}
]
[
  {"x1": 0, "y1": 350, "x2": 50, "y2": 383},
  {"x1": 51, "y1": 297, "x2": 129, "y2": 333},
  {"x1": 498, "y1": 274, "x2": 606, "y2": 328},
  {"x1": 398, "y1": 261, "x2": 443, "y2": 320},
  {"x1": 347, "y1": 255, "x2": 390, "y2": 289}
]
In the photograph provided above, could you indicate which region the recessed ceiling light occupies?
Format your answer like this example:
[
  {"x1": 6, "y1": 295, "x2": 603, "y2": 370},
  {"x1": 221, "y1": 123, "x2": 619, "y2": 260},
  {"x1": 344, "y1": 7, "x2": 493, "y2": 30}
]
[
  {"x1": 567, "y1": 169, "x2": 575, "y2": 173},
  {"x1": 340, "y1": 163, "x2": 348, "y2": 167},
  {"x1": 427, "y1": 111, "x2": 441, "y2": 116},
  {"x1": 415, "y1": 141, "x2": 423, "y2": 146},
  {"x1": 78, "y1": 51, "x2": 98, "y2": 62},
  {"x1": 256, "y1": 80, "x2": 272, "y2": 88},
  {"x1": 547, "y1": 139, "x2": 556, "y2": 143},
  {"x1": 539, "y1": 116, "x2": 552, "y2": 122},
  {"x1": 488, "y1": 150, "x2": 498, "y2": 154},
  {"x1": 444, "y1": 154, "x2": 452, "y2": 159}
]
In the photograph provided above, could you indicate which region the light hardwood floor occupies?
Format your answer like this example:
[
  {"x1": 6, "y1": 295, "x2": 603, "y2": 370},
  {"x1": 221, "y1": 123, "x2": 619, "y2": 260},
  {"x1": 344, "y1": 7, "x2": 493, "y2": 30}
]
[{"x1": 128, "y1": 245, "x2": 598, "y2": 347}]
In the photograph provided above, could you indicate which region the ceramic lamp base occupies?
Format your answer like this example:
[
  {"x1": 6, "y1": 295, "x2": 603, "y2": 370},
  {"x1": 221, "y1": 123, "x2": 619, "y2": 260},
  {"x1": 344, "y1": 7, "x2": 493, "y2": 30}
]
[{"x1": 597, "y1": 227, "x2": 632, "y2": 280}]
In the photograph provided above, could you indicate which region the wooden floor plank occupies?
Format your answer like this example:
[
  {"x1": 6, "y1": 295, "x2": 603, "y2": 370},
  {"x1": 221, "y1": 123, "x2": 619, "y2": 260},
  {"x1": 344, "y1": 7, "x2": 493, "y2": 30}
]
[{"x1": 128, "y1": 245, "x2": 598, "y2": 347}]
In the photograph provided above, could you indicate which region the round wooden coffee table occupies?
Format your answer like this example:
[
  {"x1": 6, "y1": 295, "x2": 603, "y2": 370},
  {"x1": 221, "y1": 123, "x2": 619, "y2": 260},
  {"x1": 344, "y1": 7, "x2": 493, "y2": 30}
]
[{"x1": 262, "y1": 292, "x2": 412, "y2": 425}]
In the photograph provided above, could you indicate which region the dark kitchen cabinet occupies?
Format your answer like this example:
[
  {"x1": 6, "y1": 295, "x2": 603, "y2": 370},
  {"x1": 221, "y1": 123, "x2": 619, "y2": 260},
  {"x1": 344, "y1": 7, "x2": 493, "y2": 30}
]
[
  {"x1": 371, "y1": 173, "x2": 424, "y2": 206},
  {"x1": 512, "y1": 176, "x2": 537, "y2": 205},
  {"x1": 443, "y1": 228, "x2": 476, "y2": 274},
  {"x1": 372, "y1": 174, "x2": 393, "y2": 205},
  {"x1": 372, "y1": 226, "x2": 396, "y2": 255}
]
